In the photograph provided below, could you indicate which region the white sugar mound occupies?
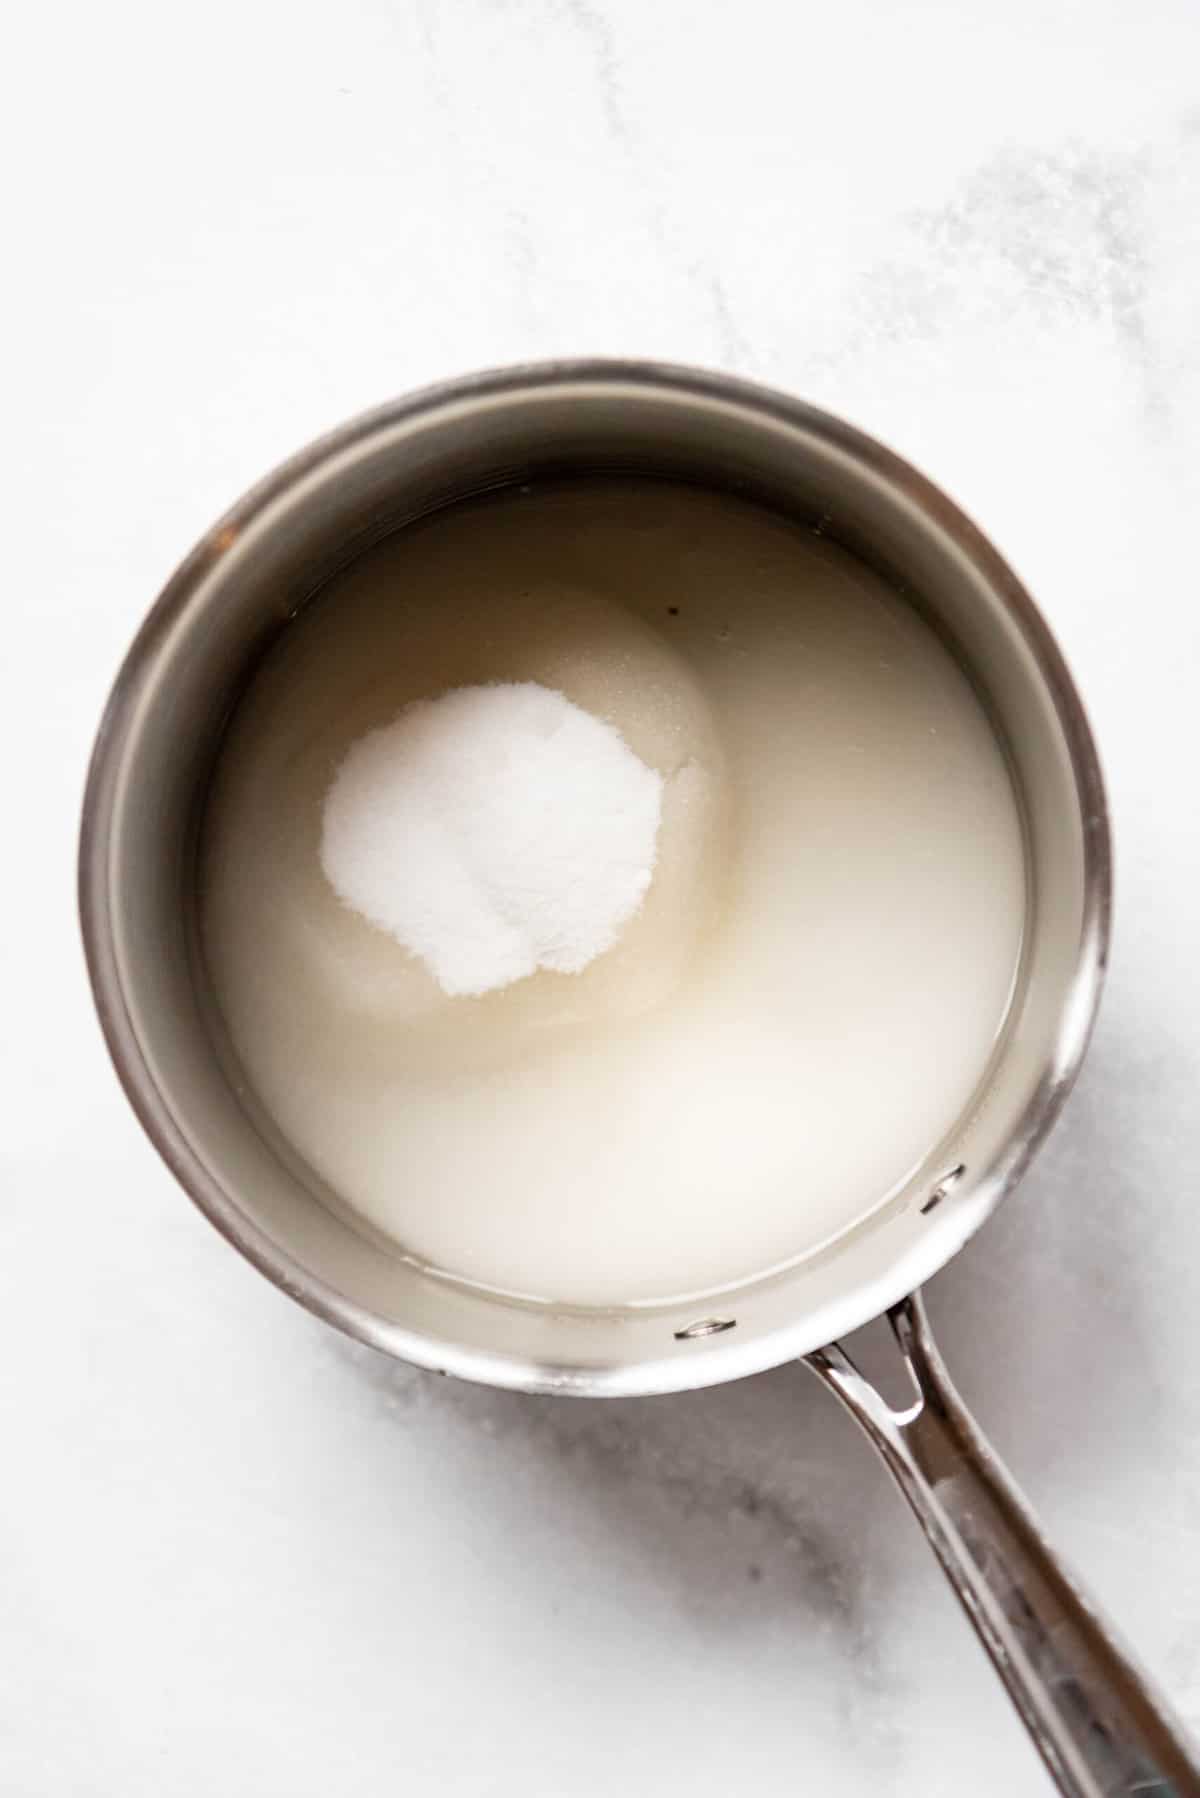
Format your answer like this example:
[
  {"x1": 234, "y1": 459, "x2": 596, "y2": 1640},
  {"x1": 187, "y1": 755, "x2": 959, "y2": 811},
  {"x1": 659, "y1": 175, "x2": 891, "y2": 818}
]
[{"x1": 320, "y1": 682, "x2": 664, "y2": 997}]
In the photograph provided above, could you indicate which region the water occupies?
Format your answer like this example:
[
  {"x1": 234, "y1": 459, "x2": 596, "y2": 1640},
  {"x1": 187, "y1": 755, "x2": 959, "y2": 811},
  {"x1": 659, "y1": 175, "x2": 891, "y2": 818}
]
[{"x1": 201, "y1": 479, "x2": 1026, "y2": 1307}]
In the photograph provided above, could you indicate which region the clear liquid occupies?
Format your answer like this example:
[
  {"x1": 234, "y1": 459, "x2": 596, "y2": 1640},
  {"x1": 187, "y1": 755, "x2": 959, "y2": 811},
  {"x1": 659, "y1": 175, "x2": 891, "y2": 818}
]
[{"x1": 201, "y1": 480, "x2": 1027, "y2": 1307}]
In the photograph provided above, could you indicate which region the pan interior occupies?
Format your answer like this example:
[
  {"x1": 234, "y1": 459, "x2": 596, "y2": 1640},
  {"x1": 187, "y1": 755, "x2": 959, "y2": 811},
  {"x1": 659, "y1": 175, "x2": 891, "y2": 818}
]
[{"x1": 197, "y1": 474, "x2": 1028, "y2": 1315}]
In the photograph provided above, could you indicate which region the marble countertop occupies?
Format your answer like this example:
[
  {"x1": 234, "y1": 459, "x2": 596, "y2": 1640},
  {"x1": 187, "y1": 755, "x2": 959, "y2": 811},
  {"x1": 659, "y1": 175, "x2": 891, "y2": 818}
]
[{"x1": 6, "y1": 2, "x2": 1200, "y2": 1791}]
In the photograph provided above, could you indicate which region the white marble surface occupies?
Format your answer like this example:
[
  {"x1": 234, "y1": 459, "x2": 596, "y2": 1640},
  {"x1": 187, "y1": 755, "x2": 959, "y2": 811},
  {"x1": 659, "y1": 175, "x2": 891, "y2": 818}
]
[{"x1": 5, "y1": 2, "x2": 1200, "y2": 1791}]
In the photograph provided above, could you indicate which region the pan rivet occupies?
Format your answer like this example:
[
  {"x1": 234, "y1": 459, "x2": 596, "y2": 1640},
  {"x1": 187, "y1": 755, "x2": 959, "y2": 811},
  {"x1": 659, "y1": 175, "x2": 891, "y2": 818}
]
[
  {"x1": 921, "y1": 1164, "x2": 966, "y2": 1215},
  {"x1": 674, "y1": 1316, "x2": 737, "y2": 1341}
]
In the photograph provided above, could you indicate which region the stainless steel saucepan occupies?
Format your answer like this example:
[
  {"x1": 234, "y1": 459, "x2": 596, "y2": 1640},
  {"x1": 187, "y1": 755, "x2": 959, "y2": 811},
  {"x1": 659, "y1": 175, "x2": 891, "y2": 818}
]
[{"x1": 79, "y1": 362, "x2": 1199, "y2": 1796}]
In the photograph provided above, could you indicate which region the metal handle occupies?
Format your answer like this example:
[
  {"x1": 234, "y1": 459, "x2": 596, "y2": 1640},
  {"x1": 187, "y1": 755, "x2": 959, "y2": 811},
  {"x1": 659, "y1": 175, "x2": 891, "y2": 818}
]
[{"x1": 807, "y1": 1293, "x2": 1200, "y2": 1797}]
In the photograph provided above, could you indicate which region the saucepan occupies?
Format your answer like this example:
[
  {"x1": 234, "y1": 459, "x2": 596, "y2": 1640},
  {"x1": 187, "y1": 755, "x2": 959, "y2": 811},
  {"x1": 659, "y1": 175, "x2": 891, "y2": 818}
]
[{"x1": 79, "y1": 362, "x2": 1199, "y2": 1796}]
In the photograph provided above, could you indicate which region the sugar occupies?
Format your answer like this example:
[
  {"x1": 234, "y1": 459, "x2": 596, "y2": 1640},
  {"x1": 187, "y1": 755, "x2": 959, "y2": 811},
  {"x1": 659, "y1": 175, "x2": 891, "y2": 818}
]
[{"x1": 319, "y1": 681, "x2": 664, "y2": 998}]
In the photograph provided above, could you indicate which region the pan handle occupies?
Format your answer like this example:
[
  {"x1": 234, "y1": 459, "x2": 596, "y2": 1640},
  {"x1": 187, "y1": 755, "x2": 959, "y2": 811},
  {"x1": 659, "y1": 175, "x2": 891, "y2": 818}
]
[{"x1": 807, "y1": 1293, "x2": 1200, "y2": 1797}]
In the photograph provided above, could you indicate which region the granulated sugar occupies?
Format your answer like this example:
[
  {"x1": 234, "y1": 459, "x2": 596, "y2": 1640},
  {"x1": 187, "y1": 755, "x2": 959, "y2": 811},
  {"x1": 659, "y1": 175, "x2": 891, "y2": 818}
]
[{"x1": 320, "y1": 681, "x2": 664, "y2": 997}]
